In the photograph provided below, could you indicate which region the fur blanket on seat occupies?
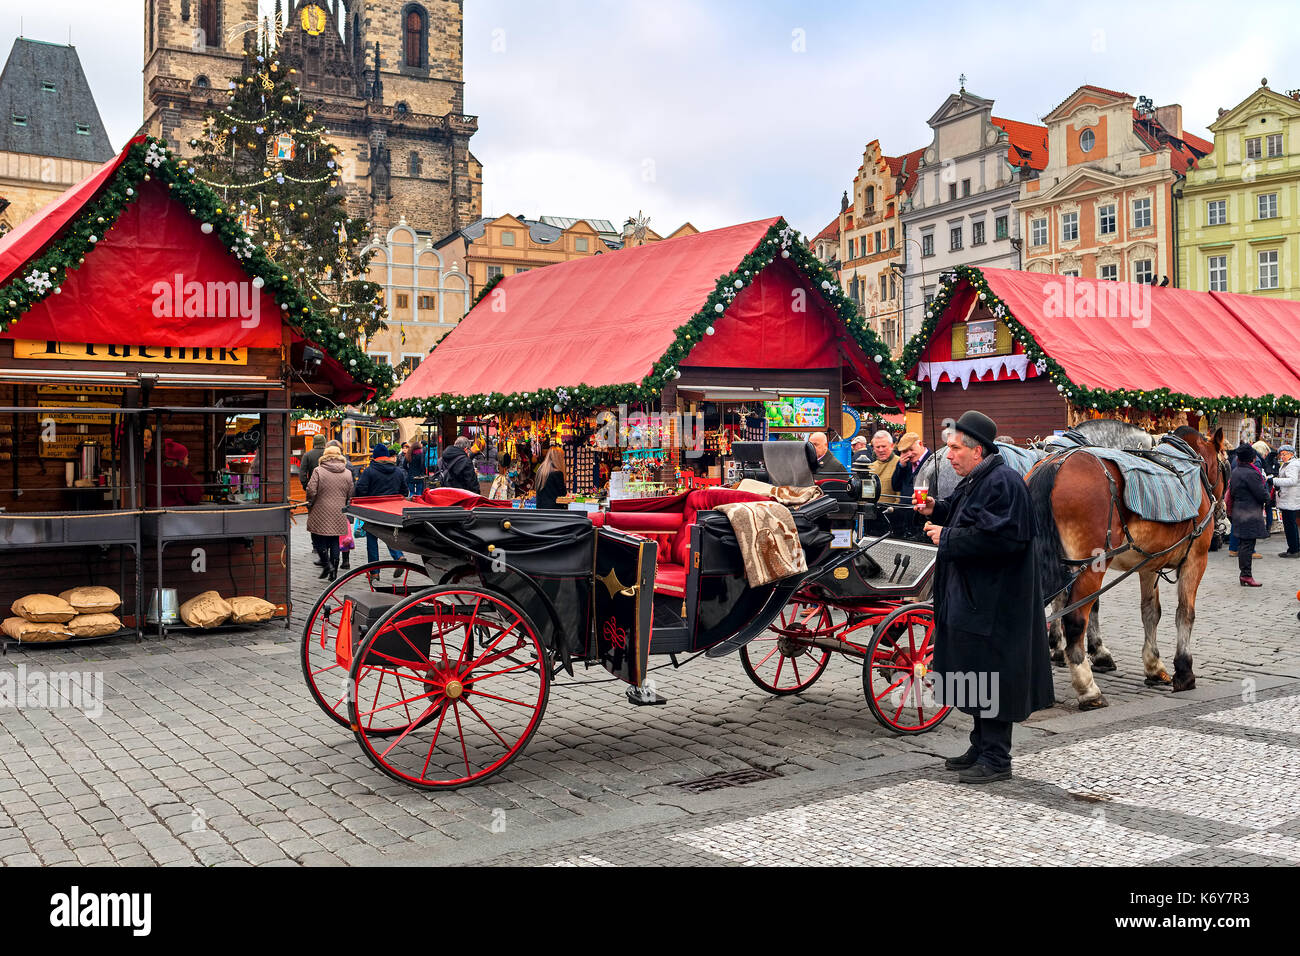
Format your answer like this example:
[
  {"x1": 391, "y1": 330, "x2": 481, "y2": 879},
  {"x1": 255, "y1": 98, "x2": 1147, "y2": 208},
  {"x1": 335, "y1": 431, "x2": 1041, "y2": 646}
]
[
  {"x1": 714, "y1": 500, "x2": 807, "y2": 587},
  {"x1": 734, "y1": 478, "x2": 824, "y2": 506}
]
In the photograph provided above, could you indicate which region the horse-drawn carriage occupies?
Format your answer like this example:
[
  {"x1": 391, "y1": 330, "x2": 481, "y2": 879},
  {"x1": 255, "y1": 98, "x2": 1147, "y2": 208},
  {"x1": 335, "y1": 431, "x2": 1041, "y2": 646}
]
[{"x1": 299, "y1": 442, "x2": 946, "y2": 790}]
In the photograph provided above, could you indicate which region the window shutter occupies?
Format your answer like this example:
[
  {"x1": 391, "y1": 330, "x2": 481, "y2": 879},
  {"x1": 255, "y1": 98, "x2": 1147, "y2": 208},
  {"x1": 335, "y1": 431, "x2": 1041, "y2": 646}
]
[{"x1": 951, "y1": 322, "x2": 968, "y2": 360}]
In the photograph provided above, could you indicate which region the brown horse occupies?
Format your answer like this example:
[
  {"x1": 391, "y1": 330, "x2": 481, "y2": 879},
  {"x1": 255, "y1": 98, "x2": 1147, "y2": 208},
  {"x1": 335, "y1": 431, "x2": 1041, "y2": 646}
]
[{"x1": 1026, "y1": 426, "x2": 1225, "y2": 708}]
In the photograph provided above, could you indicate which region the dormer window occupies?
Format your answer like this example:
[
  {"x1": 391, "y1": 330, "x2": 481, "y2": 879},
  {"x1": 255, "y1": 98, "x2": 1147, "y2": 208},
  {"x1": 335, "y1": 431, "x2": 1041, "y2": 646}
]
[
  {"x1": 75, "y1": 123, "x2": 90, "y2": 136},
  {"x1": 11, "y1": 113, "x2": 26, "y2": 127},
  {"x1": 41, "y1": 81, "x2": 56, "y2": 93}
]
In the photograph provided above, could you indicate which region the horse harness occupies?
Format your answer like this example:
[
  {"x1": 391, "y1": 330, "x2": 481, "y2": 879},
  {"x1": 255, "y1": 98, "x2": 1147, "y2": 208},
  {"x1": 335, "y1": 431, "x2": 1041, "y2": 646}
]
[{"x1": 1043, "y1": 433, "x2": 1219, "y2": 623}]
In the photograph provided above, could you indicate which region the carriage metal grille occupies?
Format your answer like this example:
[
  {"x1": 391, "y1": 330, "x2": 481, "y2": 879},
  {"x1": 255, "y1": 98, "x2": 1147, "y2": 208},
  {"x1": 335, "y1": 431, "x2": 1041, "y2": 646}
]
[{"x1": 858, "y1": 538, "x2": 937, "y2": 591}]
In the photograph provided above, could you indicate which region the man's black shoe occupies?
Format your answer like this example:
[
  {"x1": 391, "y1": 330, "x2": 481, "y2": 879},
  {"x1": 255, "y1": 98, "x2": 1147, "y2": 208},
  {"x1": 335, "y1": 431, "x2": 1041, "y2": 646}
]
[
  {"x1": 958, "y1": 763, "x2": 1012, "y2": 784},
  {"x1": 943, "y1": 748, "x2": 980, "y2": 771}
]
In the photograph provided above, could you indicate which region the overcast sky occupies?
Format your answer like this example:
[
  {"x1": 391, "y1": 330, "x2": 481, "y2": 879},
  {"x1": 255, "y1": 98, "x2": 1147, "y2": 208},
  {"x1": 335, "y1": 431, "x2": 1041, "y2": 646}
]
[{"x1": 3, "y1": 2, "x2": 1294, "y2": 238}]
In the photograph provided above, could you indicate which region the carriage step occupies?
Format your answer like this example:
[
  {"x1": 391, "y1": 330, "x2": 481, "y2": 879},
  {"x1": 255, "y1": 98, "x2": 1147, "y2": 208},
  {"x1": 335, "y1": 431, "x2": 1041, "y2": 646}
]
[{"x1": 626, "y1": 684, "x2": 667, "y2": 706}]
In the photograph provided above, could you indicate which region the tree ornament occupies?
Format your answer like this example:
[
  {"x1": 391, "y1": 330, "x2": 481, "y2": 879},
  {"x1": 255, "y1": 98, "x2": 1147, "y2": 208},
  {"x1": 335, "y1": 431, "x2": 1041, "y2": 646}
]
[{"x1": 200, "y1": 223, "x2": 214, "y2": 234}]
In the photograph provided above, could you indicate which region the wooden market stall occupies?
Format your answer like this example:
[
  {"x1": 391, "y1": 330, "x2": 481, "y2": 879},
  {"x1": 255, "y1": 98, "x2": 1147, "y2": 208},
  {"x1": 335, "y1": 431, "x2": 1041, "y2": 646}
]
[
  {"x1": 382, "y1": 217, "x2": 909, "y2": 502},
  {"x1": 901, "y1": 266, "x2": 1300, "y2": 446},
  {"x1": 0, "y1": 136, "x2": 383, "y2": 645}
]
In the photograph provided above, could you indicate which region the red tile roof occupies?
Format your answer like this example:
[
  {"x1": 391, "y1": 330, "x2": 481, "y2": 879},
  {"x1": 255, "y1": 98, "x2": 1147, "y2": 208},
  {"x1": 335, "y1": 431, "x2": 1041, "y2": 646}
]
[
  {"x1": 1183, "y1": 131, "x2": 1214, "y2": 154},
  {"x1": 813, "y1": 216, "x2": 840, "y2": 243},
  {"x1": 1131, "y1": 110, "x2": 1213, "y2": 174},
  {"x1": 891, "y1": 147, "x2": 926, "y2": 196},
  {"x1": 992, "y1": 116, "x2": 1049, "y2": 171}
]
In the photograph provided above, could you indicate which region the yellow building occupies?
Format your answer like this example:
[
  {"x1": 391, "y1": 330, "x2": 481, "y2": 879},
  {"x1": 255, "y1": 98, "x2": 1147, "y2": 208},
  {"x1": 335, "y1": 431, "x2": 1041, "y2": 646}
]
[
  {"x1": 455, "y1": 214, "x2": 697, "y2": 299},
  {"x1": 1178, "y1": 81, "x2": 1300, "y2": 298},
  {"x1": 0, "y1": 39, "x2": 114, "y2": 235}
]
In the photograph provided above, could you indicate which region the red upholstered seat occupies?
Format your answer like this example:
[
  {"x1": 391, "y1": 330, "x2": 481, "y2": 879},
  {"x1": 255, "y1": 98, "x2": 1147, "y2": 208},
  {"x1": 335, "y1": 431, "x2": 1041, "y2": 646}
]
[
  {"x1": 654, "y1": 562, "x2": 687, "y2": 597},
  {"x1": 670, "y1": 488, "x2": 768, "y2": 566},
  {"x1": 416, "y1": 487, "x2": 511, "y2": 509}
]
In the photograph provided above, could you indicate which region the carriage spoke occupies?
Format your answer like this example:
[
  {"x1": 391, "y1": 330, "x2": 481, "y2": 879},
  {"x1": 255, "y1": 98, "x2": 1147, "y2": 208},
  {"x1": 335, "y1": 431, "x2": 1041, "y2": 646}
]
[
  {"x1": 420, "y1": 706, "x2": 450, "y2": 779},
  {"x1": 460, "y1": 698, "x2": 511, "y2": 749},
  {"x1": 452, "y1": 703, "x2": 471, "y2": 777}
]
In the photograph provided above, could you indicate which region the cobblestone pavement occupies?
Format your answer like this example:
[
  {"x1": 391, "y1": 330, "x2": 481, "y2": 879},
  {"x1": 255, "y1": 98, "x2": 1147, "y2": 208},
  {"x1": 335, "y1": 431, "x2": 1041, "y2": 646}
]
[{"x1": 1, "y1": 524, "x2": 1297, "y2": 866}]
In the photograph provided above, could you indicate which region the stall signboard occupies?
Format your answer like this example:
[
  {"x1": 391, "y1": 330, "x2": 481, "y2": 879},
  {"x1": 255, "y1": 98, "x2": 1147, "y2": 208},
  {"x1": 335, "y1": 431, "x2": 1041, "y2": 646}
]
[
  {"x1": 14, "y1": 340, "x2": 248, "y2": 365},
  {"x1": 37, "y1": 399, "x2": 116, "y2": 425},
  {"x1": 764, "y1": 396, "x2": 826, "y2": 429}
]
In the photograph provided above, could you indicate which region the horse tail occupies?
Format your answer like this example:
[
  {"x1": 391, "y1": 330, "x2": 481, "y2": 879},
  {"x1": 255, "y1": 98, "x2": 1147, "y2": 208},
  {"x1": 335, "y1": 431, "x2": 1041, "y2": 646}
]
[{"x1": 1027, "y1": 458, "x2": 1071, "y2": 601}]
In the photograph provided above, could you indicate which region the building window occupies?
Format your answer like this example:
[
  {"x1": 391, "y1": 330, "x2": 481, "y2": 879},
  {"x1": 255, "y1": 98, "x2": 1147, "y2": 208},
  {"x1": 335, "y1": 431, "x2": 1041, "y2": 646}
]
[
  {"x1": 888, "y1": 227, "x2": 895, "y2": 249},
  {"x1": 1098, "y1": 204, "x2": 1116, "y2": 235},
  {"x1": 369, "y1": 353, "x2": 391, "y2": 365},
  {"x1": 948, "y1": 183, "x2": 957, "y2": 202},
  {"x1": 1208, "y1": 255, "x2": 1228, "y2": 292},
  {"x1": 847, "y1": 237, "x2": 856, "y2": 259},
  {"x1": 575, "y1": 236, "x2": 588, "y2": 251},
  {"x1": 971, "y1": 220, "x2": 985, "y2": 246},
  {"x1": 417, "y1": 294, "x2": 435, "y2": 310},
  {"x1": 921, "y1": 233, "x2": 934, "y2": 257},
  {"x1": 394, "y1": 293, "x2": 409, "y2": 309},
  {"x1": 1061, "y1": 270, "x2": 1080, "y2": 277},
  {"x1": 485, "y1": 265, "x2": 503, "y2": 280},
  {"x1": 1132, "y1": 197, "x2": 1152, "y2": 229},
  {"x1": 1258, "y1": 193, "x2": 1278, "y2": 219},
  {"x1": 407, "y1": 151, "x2": 421, "y2": 176},
  {"x1": 924, "y1": 292, "x2": 936, "y2": 309},
  {"x1": 11, "y1": 113, "x2": 27, "y2": 126},
  {"x1": 515, "y1": 267, "x2": 530, "y2": 274},
  {"x1": 403, "y1": 5, "x2": 427, "y2": 68},
  {"x1": 949, "y1": 226, "x2": 963, "y2": 251},
  {"x1": 1031, "y1": 217, "x2": 1047, "y2": 246},
  {"x1": 1207, "y1": 199, "x2": 1227, "y2": 226},
  {"x1": 500, "y1": 230, "x2": 515, "y2": 246},
  {"x1": 75, "y1": 123, "x2": 90, "y2": 135},
  {"x1": 889, "y1": 275, "x2": 896, "y2": 300},
  {"x1": 866, "y1": 186, "x2": 875, "y2": 209},
  {"x1": 1062, "y1": 212, "x2": 1079, "y2": 242},
  {"x1": 199, "y1": 0, "x2": 218, "y2": 47},
  {"x1": 41, "y1": 81, "x2": 56, "y2": 93},
  {"x1": 1267, "y1": 133, "x2": 1283, "y2": 157},
  {"x1": 995, "y1": 215, "x2": 1008, "y2": 240},
  {"x1": 1246, "y1": 136, "x2": 1262, "y2": 160},
  {"x1": 1099, "y1": 264, "x2": 1118, "y2": 281},
  {"x1": 195, "y1": 75, "x2": 210, "y2": 89},
  {"x1": 961, "y1": 179, "x2": 971, "y2": 197},
  {"x1": 1259, "y1": 249, "x2": 1279, "y2": 289},
  {"x1": 1080, "y1": 128, "x2": 1096, "y2": 152},
  {"x1": 1133, "y1": 259, "x2": 1154, "y2": 284}
]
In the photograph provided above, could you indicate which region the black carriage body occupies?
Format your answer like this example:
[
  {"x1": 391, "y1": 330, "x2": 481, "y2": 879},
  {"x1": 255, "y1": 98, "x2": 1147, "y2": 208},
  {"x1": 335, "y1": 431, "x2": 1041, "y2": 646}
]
[{"x1": 349, "y1": 493, "x2": 841, "y2": 681}]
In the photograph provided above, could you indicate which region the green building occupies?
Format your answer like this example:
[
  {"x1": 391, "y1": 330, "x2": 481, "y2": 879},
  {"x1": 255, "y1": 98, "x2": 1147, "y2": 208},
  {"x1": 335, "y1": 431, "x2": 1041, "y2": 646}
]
[{"x1": 1178, "y1": 82, "x2": 1300, "y2": 299}]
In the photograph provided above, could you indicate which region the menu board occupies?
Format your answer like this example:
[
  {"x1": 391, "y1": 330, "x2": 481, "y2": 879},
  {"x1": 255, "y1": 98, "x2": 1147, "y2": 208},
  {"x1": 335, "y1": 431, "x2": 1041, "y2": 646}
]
[{"x1": 764, "y1": 396, "x2": 827, "y2": 429}]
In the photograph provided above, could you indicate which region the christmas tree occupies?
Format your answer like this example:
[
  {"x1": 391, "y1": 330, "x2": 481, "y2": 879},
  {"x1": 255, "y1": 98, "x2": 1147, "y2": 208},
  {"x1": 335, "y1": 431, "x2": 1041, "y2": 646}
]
[{"x1": 186, "y1": 30, "x2": 386, "y2": 341}]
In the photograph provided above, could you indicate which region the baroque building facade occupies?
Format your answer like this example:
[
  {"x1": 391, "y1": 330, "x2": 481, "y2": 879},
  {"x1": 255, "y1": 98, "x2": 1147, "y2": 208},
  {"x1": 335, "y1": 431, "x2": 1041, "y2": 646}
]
[
  {"x1": 899, "y1": 90, "x2": 1047, "y2": 341},
  {"x1": 142, "y1": 0, "x2": 482, "y2": 238},
  {"x1": 838, "y1": 140, "x2": 923, "y2": 355},
  {"x1": 1017, "y1": 85, "x2": 1210, "y2": 285},
  {"x1": 1178, "y1": 81, "x2": 1300, "y2": 299}
]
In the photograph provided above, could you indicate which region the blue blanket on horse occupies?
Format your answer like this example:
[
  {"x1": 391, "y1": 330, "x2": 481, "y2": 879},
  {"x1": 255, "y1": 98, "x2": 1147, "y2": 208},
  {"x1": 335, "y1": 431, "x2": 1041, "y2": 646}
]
[
  {"x1": 996, "y1": 442, "x2": 1043, "y2": 478},
  {"x1": 1081, "y1": 442, "x2": 1204, "y2": 523}
]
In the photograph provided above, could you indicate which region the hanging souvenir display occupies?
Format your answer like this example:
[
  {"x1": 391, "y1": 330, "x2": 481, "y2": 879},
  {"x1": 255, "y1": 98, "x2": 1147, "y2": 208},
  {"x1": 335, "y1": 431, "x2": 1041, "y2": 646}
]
[{"x1": 273, "y1": 133, "x2": 296, "y2": 162}]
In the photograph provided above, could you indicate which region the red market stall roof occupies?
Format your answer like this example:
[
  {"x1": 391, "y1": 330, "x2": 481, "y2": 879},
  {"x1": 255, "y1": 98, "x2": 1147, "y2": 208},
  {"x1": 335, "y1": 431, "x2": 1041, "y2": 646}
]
[
  {"x1": 0, "y1": 135, "x2": 382, "y2": 402},
  {"x1": 902, "y1": 266, "x2": 1300, "y2": 416},
  {"x1": 388, "y1": 216, "x2": 910, "y2": 414}
]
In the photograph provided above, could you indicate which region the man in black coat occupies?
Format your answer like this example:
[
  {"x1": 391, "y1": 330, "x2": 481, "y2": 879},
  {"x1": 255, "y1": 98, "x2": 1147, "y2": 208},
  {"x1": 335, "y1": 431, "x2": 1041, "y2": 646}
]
[
  {"x1": 915, "y1": 410, "x2": 1054, "y2": 783},
  {"x1": 439, "y1": 436, "x2": 481, "y2": 492}
]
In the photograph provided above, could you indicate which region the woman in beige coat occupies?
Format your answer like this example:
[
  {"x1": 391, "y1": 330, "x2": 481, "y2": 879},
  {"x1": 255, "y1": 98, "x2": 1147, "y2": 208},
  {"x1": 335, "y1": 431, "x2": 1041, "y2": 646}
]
[{"x1": 306, "y1": 446, "x2": 354, "y2": 580}]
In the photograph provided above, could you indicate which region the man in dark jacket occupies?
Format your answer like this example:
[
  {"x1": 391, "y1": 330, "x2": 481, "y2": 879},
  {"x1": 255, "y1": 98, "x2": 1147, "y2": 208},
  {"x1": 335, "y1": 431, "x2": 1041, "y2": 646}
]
[
  {"x1": 354, "y1": 444, "x2": 410, "y2": 566},
  {"x1": 809, "y1": 431, "x2": 848, "y2": 476},
  {"x1": 915, "y1": 410, "x2": 1054, "y2": 783},
  {"x1": 439, "y1": 436, "x2": 480, "y2": 492},
  {"x1": 891, "y1": 432, "x2": 931, "y2": 539}
]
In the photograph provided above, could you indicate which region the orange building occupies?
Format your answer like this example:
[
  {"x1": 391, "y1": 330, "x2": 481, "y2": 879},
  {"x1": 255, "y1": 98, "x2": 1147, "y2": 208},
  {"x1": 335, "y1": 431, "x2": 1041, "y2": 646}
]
[
  {"x1": 837, "y1": 141, "x2": 923, "y2": 355},
  {"x1": 1015, "y1": 85, "x2": 1211, "y2": 283}
]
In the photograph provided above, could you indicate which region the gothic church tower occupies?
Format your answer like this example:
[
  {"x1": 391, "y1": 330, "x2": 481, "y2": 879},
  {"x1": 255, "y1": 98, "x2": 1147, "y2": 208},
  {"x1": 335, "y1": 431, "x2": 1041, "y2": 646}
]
[{"x1": 142, "y1": 0, "x2": 482, "y2": 236}]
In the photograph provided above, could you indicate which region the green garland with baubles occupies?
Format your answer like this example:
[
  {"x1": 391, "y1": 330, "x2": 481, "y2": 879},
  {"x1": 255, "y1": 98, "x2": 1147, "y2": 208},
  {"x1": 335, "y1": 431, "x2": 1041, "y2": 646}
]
[
  {"x1": 899, "y1": 264, "x2": 1299, "y2": 419},
  {"x1": 377, "y1": 218, "x2": 918, "y2": 418},
  {"x1": 0, "y1": 137, "x2": 394, "y2": 395}
]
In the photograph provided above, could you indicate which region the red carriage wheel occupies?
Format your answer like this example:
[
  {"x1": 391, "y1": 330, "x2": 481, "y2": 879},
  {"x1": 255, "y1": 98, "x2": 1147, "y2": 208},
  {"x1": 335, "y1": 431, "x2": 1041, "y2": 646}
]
[
  {"x1": 863, "y1": 603, "x2": 951, "y2": 734},
  {"x1": 300, "y1": 560, "x2": 434, "y2": 731},
  {"x1": 740, "y1": 597, "x2": 835, "y2": 695},
  {"x1": 348, "y1": 586, "x2": 549, "y2": 789}
]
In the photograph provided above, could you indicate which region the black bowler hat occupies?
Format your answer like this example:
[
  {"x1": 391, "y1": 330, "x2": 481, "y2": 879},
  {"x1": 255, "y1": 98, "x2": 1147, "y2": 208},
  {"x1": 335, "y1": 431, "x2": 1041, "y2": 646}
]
[
  {"x1": 954, "y1": 410, "x2": 998, "y2": 453},
  {"x1": 1234, "y1": 443, "x2": 1256, "y2": 465}
]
